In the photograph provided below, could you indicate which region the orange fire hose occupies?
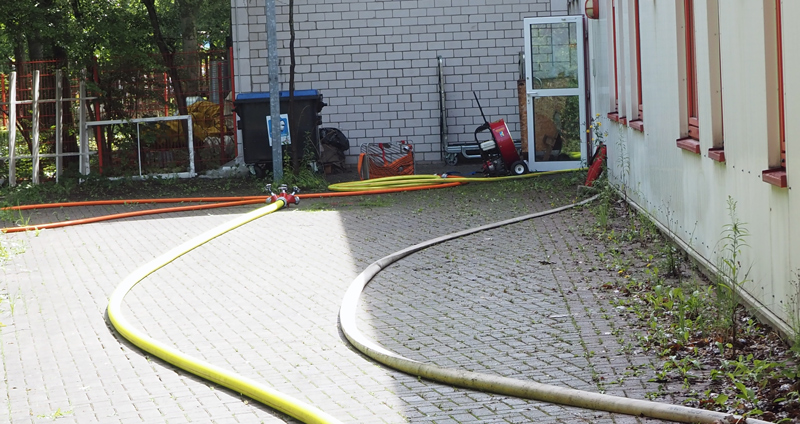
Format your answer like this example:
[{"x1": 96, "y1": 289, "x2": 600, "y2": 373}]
[
  {"x1": 1, "y1": 182, "x2": 464, "y2": 234},
  {"x1": 4, "y1": 196, "x2": 267, "y2": 210},
  {"x1": 0, "y1": 199, "x2": 266, "y2": 234}
]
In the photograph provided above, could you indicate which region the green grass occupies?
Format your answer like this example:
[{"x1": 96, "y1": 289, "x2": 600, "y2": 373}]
[
  {"x1": 357, "y1": 195, "x2": 393, "y2": 208},
  {"x1": 35, "y1": 407, "x2": 73, "y2": 420}
]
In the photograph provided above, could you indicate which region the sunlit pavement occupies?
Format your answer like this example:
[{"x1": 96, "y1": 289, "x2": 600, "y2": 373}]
[{"x1": 0, "y1": 167, "x2": 675, "y2": 423}]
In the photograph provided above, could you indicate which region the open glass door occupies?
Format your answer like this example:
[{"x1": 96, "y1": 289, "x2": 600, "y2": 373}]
[{"x1": 523, "y1": 16, "x2": 586, "y2": 172}]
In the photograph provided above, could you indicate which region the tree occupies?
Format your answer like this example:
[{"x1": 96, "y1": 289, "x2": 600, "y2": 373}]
[
  {"x1": 0, "y1": 0, "x2": 232, "y2": 174},
  {"x1": 176, "y1": 0, "x2": 201, "y2": 94},
  {"x1": 1, "y1": 0, "x2": 232, "y2": 116},
  {"x1": 197, "y1": 0, "x2": 232, "y2": 50},
  {"x1": 140, "y1": 0, "x2": 188, "y2": 116},
  {"x1": 0, "y1": 0, "x2": 79, "y2": 164}
]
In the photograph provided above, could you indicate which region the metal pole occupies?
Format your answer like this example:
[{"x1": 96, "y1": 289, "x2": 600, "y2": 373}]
[
  {"x1": 188, "y1": 115, "x2": 195, "y2": 177},
  {"x1": 163, "y1": 73, "x2": 169, "y2": 117},
  {"x1": 136, "y1": 122, "x2": 143, "y2": 177},
  {"x1": 217, "y1": 61, "x2": 225, "y2": 163},
  {"x1": 55, "y1": 69, "x2": 63, "y2": 182},
  {"x1": 8, "y1": 72, "x2": 16, "y2": 187},
  {"x1": 92, "y1": 60, "x2": 104, "y2": 174},
  {"x1": 266, "y1": 0, "x2": 283, "y2": 181},
  {"x1": 79, "y1": 72, "x2": 89, "y2": 177},
  {"x1": 1, "y1": 74, "x2": 6, "y2": 128},
  {"x1": 229, "y1": 46, "x2": 240, "y2": 161},
  {"x1": 32, "y1": 70, "x2": 40, "y2": 185},
  {"x1": 438, "y1": 56, "x2": 446, "y2": 163}
]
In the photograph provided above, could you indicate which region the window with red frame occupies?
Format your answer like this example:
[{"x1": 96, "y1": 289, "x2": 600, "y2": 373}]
[
  {"x1": 762, "y1": 0, "x2": 787, "y2": 187},
  {"x1": 707, "y1": 1, "x2": 726, "y2": 162},
  {"x1": 777, "y1": 0, "x2": 785, "y2": 168},
  {"x1": 685, "y1": 0, "x2": 699, "y2": 140},
  {"x1": 607, "y1": 0, "x2": 621, "y2": 122},
  {"x1": 629, "y1": 0, "x2": 644, "y2": 131}
]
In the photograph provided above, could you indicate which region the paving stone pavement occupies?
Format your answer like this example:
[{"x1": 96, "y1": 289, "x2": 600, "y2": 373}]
[{"x1": 0, "y1": 176, "x2": 685, "y2": 423}]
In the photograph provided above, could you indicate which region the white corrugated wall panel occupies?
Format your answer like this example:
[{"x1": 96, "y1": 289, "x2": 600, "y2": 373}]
[{"x1": 590, "y1": 0, "x2": 799, "y2": 331}]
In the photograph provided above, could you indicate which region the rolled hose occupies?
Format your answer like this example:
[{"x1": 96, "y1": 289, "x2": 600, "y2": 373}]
[
  {"x1": 327, "y1": 168, "x2": 581, "y2": 192},
  {"x1": 106, "y1": 198, "x2": 343, "y2": 424},
  {"x1": 338, "y1": 194, "x2": 771, "y2": 424}
]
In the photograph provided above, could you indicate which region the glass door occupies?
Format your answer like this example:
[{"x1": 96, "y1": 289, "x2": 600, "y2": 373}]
[{"x1": 523, "y1": 16, "x2": 586, "y2": 172}]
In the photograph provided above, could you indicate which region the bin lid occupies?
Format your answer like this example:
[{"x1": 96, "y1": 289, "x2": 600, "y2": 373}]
[{"x1": 235, "y1": 90, "x2": 320, "y2": 103}]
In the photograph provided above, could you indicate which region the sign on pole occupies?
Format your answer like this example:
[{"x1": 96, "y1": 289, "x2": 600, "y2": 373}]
[
  {"x1": 265, "y1": 0, "x2": 283, "y2": 181},
  {"x1": 266, "y1": 114, "x2": 291, "y2": 146}
]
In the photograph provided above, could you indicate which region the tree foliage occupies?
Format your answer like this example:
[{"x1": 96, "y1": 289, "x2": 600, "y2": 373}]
[
  {"x1": 0, "y1": 0, "x2": 231, "y2": 173},
  {"x1": 0, "y1": 0, "x2": 230, "y2": 73}
]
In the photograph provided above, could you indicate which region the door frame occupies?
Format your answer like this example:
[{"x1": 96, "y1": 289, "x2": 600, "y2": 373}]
[{"x1": 523, "y1": 15, "x2": 587, "y2": 172}]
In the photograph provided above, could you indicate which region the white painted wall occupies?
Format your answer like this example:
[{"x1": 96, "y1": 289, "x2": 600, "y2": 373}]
[
  {"x1": 230, "y1": 0, "x2": 572, "y2": 164},
  {"x1": 589, "y1": 0, "x2": 799, "y2": 332}
]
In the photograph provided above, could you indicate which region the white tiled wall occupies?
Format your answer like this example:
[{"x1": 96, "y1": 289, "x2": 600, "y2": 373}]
[{"x1": 232, "y1": 0, "x2": 568, "y2": 163}]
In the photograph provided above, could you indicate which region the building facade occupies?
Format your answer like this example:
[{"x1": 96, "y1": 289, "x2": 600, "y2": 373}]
[{"x1": 588, "y1": 0, "x2": 798, "y2": 333}]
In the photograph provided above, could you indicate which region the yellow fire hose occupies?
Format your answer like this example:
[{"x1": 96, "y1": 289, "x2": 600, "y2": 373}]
[
  {"x1": 100, "y1": 169, "x2": 583, "y2": 424},
  {"x1": 103, "y1": 168, "x2": 770, "y2": 424},
  {"x1": 327, "y1": 168, "x2": 581, "y2": 191},
  {"x1": 106, "y1": 199, "x2": 343, "y2": 424}
]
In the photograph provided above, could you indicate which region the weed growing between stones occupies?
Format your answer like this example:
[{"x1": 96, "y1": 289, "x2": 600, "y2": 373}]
[
  {"x1": 714, "y1": 196, "x2": 751, "y2": 352},
  {"x1": 35, "y1": 407, "x2": 73, "y2": 419},
  {"x1": 785, "y1": 272, "x2": 800, "y2": 356},
  {"x1": 0, "y1": 206, "x2": 31, "y2": 228},
  {"x1": 0, "y1": 234, "x2": 8, "y2": 265},
  {"x1": 0, "y1": 230, "x2": 24, "y2": 328},
  {"x1": 273, "y1": 136, "x2": 328, "y2": 191}
]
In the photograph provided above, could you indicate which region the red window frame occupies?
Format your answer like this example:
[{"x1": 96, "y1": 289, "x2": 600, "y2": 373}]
[
  {"x1": 707, "y1": 2, "x2": 725, "y2": 162},
  {"x1": 685, "y1": 0, "x2": 699, "y2": 140},
  {"x1": 607, "y1": 0, "x2": 625, "y2": 123},
  {"x1": 763, "y1": 0, "x2": 787, "y2": 186},
  {"x1": 608, "y1": 0, "x2": 619, "y2": 121},
  {"x1": 635, "y1": 0, "x2": 643, "y2": 116},
  {"x1": 777, "y1": 0, "x2": 785, "y2": 167},
  {"x1": 629, "y1": 0, "x2": 645, "y2": 131},
  {"x1": 612, "y1": 0, "x2": 619, "y2": 108}
]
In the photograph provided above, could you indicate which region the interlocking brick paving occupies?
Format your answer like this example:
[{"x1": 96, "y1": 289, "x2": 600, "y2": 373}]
[{"x1": 1, "y1": 175, "x2": 675, "y2": 423}]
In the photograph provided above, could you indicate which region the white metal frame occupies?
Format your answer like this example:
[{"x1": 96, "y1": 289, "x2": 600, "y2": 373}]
[
  {"x1": 523, "y1": 15, "x2": 587, "y2": 172},
  {"x1": 85, "y1": 115, "x2": 196, "y2": 179}
]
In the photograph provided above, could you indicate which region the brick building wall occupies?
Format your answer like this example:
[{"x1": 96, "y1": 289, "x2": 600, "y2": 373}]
[{"x1": 231, "y1": 0, "x2": 572, "y2": 164}]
